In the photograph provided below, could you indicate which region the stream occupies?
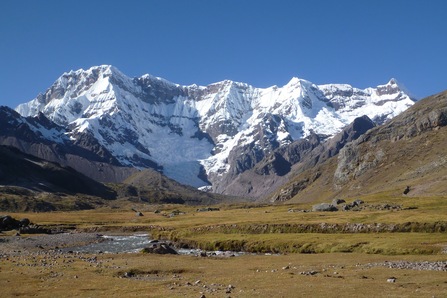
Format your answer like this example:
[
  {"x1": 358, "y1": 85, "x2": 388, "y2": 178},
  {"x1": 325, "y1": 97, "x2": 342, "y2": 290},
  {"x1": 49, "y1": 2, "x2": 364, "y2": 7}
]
[
  {"x1": 64, "y1": 234, "x2": 153, "y2": 253},
  {"x1": 65, "y1": 233, "x2": 249, "y2": 256}
]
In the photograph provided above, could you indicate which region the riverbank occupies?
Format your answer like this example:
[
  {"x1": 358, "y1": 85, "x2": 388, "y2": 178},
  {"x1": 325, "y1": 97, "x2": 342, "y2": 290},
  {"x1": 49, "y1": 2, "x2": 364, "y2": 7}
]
[{"x1": 0, "y1": 232, "x2": 104, "y2": 255}]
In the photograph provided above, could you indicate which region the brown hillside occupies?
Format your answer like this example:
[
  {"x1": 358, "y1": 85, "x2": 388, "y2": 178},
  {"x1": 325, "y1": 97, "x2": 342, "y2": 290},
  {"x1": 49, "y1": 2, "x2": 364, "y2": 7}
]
[
  {"x1": 269, "y1": 90, "x2": 447, "y2": 203},
  {"x1": 114, "y1": 169, "x2": 240, "y2": 205}
]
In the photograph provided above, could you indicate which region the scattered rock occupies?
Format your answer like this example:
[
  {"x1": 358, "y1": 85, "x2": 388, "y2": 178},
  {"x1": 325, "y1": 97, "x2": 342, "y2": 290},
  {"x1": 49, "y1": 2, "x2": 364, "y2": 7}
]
[
  {"x1": 196, "y1": 207, "x2": 220, "y2": 212},
  {"x1": 371, "y1": 261, "x2": 447, "y2": 271},
  {"x1": 300, "y1": 270, "x2": 318, "y2": 276},
  {"x1": 353, "y1": 199, "x2": 364, "y2": 206},
  {"x1": 387, "y1": 277, "x2": 396, "y2": 283}
]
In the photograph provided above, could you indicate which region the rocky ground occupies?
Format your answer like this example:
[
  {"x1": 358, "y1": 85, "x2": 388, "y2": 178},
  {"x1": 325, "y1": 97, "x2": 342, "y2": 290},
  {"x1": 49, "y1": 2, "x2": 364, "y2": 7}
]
[
  {"x1": 0, "y1": 232, "x2": 104, "y2": 255},
  {"x1": 365, "y1": 260, "x2": 447, "y2": 272}
]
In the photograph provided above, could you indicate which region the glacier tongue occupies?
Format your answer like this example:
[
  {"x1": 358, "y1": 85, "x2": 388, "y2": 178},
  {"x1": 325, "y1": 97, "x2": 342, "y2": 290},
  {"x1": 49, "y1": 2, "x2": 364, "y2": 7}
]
[{"x1": 15, "y1": 65, "x2": 415, "y2": 189}]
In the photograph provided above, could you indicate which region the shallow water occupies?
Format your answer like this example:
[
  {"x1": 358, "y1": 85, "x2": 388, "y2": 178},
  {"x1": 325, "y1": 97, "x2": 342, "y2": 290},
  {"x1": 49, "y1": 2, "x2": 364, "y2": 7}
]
[
  {"x1": 65, "y1": 234, "x2": 249, "y2": 256},
  {"x1": 66, "y1": 234, "x2": 152, "y2": 253}
]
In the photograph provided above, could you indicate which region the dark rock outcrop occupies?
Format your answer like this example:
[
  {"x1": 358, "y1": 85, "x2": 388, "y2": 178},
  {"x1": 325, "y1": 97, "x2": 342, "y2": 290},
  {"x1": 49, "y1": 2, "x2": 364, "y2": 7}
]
[
  {"x1": 0, "y1": 215, "x2": 50, "y2": 233},
  {"x1": 141, "y1": 242, "x2": 178, "y2": 254}
]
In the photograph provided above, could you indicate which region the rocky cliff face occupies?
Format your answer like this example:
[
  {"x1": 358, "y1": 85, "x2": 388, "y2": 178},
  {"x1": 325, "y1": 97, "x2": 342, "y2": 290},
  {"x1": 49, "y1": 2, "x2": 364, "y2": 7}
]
[
  {"x1": 15, "y1": 65, "x2": 415, "y2": 192},
  {"x1": 264, "y1": 115, "x2": 376, "y2": 202},
  {"x1": 334, "y1": 90, "x2": 447, "y2": 187}
]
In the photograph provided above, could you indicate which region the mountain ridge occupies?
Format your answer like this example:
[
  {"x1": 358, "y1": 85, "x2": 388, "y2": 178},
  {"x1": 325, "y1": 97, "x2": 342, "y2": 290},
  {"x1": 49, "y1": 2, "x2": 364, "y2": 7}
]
[{"x1": 15, "y1": 65, "x2": 415, "y2": 192}]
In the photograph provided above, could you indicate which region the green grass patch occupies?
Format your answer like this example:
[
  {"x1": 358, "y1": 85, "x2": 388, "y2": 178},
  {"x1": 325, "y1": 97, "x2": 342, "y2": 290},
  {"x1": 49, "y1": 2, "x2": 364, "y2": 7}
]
[{"x1": 174, "y1": 232, "x2": 446, "y2": 255}]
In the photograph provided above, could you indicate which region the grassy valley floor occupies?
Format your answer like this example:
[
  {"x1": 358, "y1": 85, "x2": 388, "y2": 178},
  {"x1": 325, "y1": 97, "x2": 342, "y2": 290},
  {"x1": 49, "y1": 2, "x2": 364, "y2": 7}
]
[
  {"x1": 1, "y1": 194, "x2": 447, "y2": 297},
  {"x1": 1, "y1": 251, "x2": 447, "y2": 297}
]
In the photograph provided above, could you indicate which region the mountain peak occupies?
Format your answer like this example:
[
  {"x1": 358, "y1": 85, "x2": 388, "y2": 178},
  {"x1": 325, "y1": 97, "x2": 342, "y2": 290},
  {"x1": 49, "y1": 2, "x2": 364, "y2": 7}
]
[
  {"x1": 375, "y1": 77, "x2": 415, "y2": 100},
  {"x1": 139, "y1": 73, "x2": 180, "y2": 89},
  {"x1": 286, "y1": 77, "x2": 310, "y2": 87},
  {"x1": 387, "y1": 78, "x2": 416, "y2": 100},
  {"x1": 62, "y1": 64, "x2": 117, "y2": 77}
]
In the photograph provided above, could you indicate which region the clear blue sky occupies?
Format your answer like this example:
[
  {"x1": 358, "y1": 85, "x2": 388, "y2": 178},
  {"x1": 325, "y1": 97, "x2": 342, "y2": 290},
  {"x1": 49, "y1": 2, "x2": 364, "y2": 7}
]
[{"x1": 1, "y1": 0, "x2": 446, "y2": 108}]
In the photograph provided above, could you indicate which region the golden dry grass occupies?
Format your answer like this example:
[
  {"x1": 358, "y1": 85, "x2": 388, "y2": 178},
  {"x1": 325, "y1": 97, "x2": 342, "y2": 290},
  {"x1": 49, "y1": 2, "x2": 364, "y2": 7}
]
[
  {"x1": 2, "y1": 194, "x2": 447, "y2": 297},
  {"x1": 1, "y1": 252, "x2": 446, "y2": 297}
]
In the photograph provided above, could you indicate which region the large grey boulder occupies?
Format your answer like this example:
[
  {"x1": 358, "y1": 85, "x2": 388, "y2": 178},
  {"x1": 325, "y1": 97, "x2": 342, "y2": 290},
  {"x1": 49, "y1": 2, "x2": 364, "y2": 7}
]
[{"x1": 312, "y1": 203, "x2": 338, "y2": 212}]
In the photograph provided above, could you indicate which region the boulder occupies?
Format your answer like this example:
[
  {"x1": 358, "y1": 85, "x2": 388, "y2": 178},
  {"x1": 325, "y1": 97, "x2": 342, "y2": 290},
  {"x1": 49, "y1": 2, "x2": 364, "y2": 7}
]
[
  {"x1": 332, "y1": 198, "x2": 346, "y2": 206},
  {"x1": 353, "y1": 199, "x2": 364, "y2": 206},
  {"x1": 312, "y1": 203, "x2": 338, "y2": 212},
  {"x1": 1, "y1": 215, "x2": 20, "y2": 231},
  {"x1": 19, "y1": 218, "x2": 31, "y2": 227},
  {"x1": 141, "y1": 242, "x2": 178, "y2": 254},
  {"x1": 403, "y1": 186, "x2": 410, "y2": 195}
]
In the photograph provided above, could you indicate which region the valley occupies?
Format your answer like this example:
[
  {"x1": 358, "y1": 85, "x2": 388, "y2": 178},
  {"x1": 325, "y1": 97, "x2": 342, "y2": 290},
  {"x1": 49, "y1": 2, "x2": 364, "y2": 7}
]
[
  {"x1": 1, "y1": 196, "x2": 446, "y2": 297},
  {"x1": 1, "y1": 67, "x2": 446, "y2": 297}
]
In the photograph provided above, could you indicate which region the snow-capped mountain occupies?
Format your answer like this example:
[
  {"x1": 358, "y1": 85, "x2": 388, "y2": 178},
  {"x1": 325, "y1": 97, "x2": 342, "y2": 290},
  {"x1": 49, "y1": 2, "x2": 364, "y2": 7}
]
[{"x1": 16, "y1": 65, "x2": 415, "y2": 190}]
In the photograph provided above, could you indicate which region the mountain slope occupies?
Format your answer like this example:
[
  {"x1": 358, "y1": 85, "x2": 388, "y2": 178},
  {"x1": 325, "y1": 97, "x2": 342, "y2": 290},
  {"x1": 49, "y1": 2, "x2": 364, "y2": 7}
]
[
  {"x1": 0, "y1": 145, "x2": 116, "y2": 198},
  {"x1": 221, "y1": 115, "x2": 376, "y2": 200},
  {"x1": 269, "y1": 90, "x2": 447, "y2": 203},
  {"x1": 0, "y1": 106, "x2": 137, "y2": 183},
  {"x1": 0, "y1": 106, "x2": 235, "y2": 206},
  {"x1": 119, "y1": 169, "x2": 238, "y2": 205},
  {"x1": 15, "y1": 65, "x2": 415, "y2": 191}
]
